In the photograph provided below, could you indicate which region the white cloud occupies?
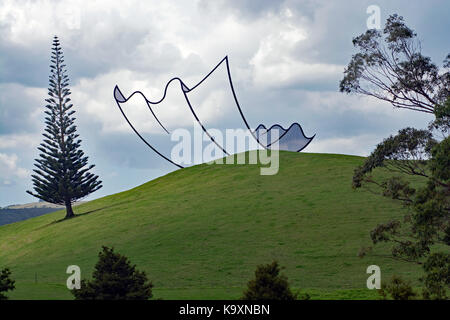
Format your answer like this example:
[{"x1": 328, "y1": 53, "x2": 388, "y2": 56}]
[
  {"x1": 248, "y1": 8, "x2": 344, "y2": 88},
  {"x1": 305, "y1": 134, "x2": 382, "y2": 156},
  {"x1": 71, "y1": 69, "x2": 198, "y2": 134},
  {"x1": 0, "y1": 133, "x2": 40, "y2": 149},
  {"x1": 0, "y1": 0, "x2": 81, "y2": 46},
  {"x1": 0, "y1": 152, "x2": 29, "y2": 179}
]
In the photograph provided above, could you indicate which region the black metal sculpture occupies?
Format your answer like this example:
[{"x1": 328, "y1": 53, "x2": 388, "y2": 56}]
[{"x1": 113, "y1": 56, "x2": 315, "y2": 168}]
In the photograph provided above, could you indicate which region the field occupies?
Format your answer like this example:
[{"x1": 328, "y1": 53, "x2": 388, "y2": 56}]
[{"x1": 0, "y1": 152, "x2": 424, "y2": 299}]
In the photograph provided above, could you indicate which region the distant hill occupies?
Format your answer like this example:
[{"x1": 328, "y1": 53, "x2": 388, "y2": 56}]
[
  {"x1": 4, "y1": 201, "x2": 84, "y2": 209},
  {"x1": 0, "y1": 207, "x2": 62, "y2": 226},
  {"x1": 0, "y1": 152, "x2": 423, "y2": 300},
  {"x1": 0, "y1": 201, "x2": 84, "y2": 226}
]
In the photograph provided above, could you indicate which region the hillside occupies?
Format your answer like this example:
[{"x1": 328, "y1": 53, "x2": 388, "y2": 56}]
[{"x1": 0, "y1": 152, "x2": 423, "y2": 300}]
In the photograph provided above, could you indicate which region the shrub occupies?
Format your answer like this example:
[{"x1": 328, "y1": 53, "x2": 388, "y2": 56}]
[
  {"x1": 379, "y1": 275, "x2": 417, "y2": 300},
  {"x1": 0, "y1": 268, "x2": 15, "y2": 300},
  {"x1": 72, "y1": 246, "x2": 153, "y2": 300},
  {"x1": 241, "y1": 261, "x2": 298, "y2": 300}
]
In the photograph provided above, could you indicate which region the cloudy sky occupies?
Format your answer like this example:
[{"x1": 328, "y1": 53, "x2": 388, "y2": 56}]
[{"x1": 0, "y1": 0, "x2": 448, "y2": 206}]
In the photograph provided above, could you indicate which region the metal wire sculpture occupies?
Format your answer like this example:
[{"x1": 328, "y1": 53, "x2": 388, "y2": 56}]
[{"x1": 113, "y1": 56, "x2": 315, "y2": 168}]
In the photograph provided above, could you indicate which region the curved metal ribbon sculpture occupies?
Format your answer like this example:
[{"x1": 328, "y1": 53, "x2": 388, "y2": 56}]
[{"x1": 113, "y1": 56, "x2": 315, "y2": 168}]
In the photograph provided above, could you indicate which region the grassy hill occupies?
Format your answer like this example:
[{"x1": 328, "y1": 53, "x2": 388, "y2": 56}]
[{"x1": 0, "y1": 152, "x2": 423, "y2": 300}]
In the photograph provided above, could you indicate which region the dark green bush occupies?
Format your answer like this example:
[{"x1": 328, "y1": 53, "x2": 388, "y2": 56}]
[
  {"x1": 72, "y1": 246, "x2": 153, "y2": 300},
  {"x1": 0, "y1": 268, "x2": 15, "y2": 300},
  {"x1": 241, "y1": 261, "x2": 298, "y2": 300},
  {"x1": 379, "y1": 275, "x2": 417, "y2": 300}
]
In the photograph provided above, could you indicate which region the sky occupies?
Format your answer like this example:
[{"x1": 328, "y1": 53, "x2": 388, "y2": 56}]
[{"x1": 0, "y1": 0, "x2": 448, "y2": 207}]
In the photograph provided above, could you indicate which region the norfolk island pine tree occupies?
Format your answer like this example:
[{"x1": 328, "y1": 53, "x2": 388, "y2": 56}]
[{"x1": 27, "y1": 36, "x2": 102, "y2": 219}]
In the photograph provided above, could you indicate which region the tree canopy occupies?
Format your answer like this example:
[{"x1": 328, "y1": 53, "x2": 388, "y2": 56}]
[{"x1": 340, "y1": 14, "x2": 449, "y2": 114}]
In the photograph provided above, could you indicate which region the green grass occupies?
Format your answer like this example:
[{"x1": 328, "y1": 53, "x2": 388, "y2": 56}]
[{"x1": 0, "y1": 152, "x2": 425, "y2": 299}]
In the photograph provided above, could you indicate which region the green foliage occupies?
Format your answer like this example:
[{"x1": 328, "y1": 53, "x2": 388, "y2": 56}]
[
  {"x1": 72, "y1": 246, "x2": 153, "y2": 300},
  {"x1": 27, "y1": 36, "x2": 102, "y2": 219},
  {"x1": 352, "y1": 127, "x2": 435, "y2": 191},
  {"x1": 430, "y1": 97, "x2": 450, "y2": 134},
  {"x1": 241, "y1": 261, "x2": 298, "y2": 300},
  {"x1": 352, "y1": 127, "x2": 435, "y2": 189},
  {"x1": 346, "y1": 14, "x2": 449, "y2": 300},
  {"x1": 422, "y1": 253, "x2": 450, "y2": 300},
  {"x1": 354, "y1": 127, "x2": 449, "y2": 297},
  {"x1": 429, "y1": 136, "x2": 450, "y2": 182},
  {"x1": 0, "y1": 268, "x2": 15, "y2": 300},
  {"x1": 379, "y1": 275, "x2": 417, "y2": 300}
]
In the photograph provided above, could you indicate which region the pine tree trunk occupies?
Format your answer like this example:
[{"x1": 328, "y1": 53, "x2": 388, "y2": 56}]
[{"x1": 65, "y1": 200, "x2": 74, "y2": 219}]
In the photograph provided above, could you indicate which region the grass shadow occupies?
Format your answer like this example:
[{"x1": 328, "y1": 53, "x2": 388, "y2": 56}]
[{"x1": 34, "y1": 204, "x2": 117, "y2": 230}]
